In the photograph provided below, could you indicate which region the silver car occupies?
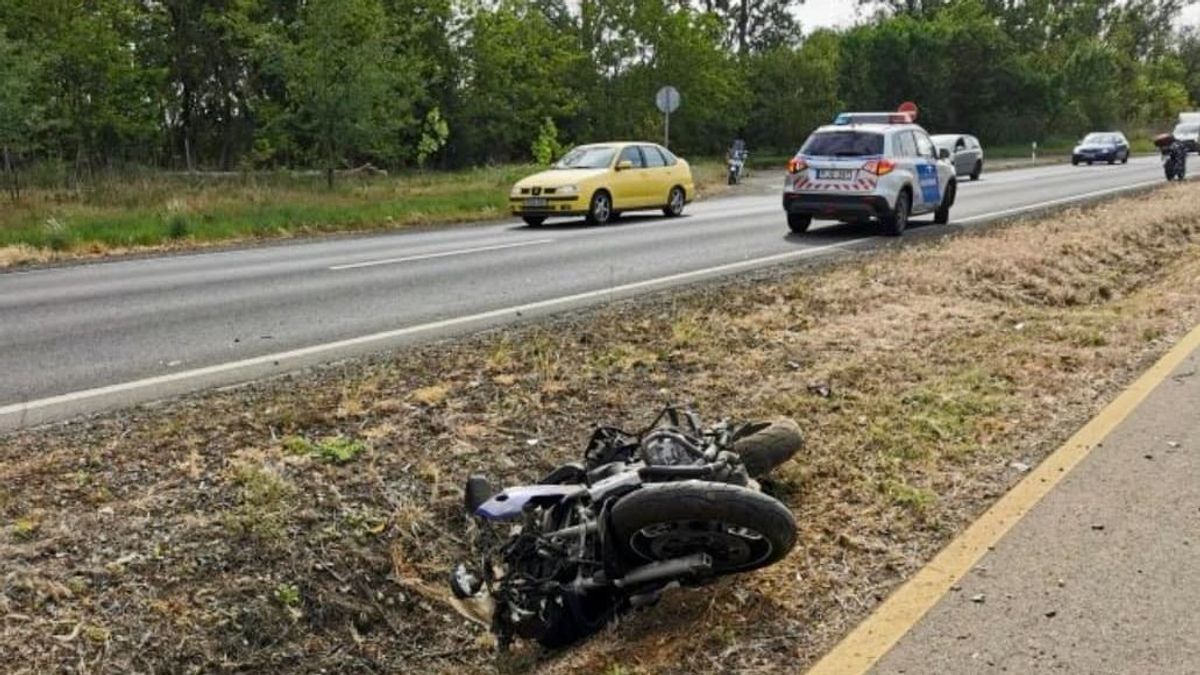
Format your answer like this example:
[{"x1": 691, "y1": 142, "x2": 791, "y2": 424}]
[
  {"x1": 932, "y1": 134, "x2": 984, "y2": 180},
  {"x1": 782, "y1": 113, "x2": 958, "y2": 236},
  {"x1": 1172, "y1": 122, "x2": 1199, "y2": 153}
]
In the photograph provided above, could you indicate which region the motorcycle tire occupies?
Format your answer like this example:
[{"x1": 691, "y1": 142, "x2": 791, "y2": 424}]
[
  {"x1": 730, "y1": 418, "x2": 804, "y2": 478},
  {"x1": 611, "y1": 481, "x2": 797, "y2": 575}
]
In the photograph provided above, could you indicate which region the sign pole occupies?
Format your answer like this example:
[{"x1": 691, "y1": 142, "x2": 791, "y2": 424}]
[{"x1": 655, "y1": 85, "x2": 680, "y2": 149}]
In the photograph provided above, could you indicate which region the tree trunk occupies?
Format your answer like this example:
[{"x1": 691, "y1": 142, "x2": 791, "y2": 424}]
[
  {"x1": 738, "y1": 0, "x2": 749, "y2": 53},
  {"x1": 3, "y1": 145, "x2": 15, "y2": 201},
  {"x1": 324, "y1": 131, "x2": 336, "y2": 189}
]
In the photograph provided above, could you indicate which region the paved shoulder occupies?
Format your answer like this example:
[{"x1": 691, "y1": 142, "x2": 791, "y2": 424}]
[{"x1": 872, "y1": 339, "x2": 1200, "y2": 674}]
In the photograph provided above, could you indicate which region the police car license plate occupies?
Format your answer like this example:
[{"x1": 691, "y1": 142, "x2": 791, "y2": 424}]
[
  {"x1": 524, "y1": 198, "x2": 548, "y2": 207},
  {"x1": 817, "y1": 169, "x2": 853, "y2": 180}
]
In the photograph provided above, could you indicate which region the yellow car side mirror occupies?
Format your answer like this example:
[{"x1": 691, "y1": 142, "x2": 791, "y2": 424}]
[{"x1": 616, "y1": 160, "x2": 634, "y2": 171}]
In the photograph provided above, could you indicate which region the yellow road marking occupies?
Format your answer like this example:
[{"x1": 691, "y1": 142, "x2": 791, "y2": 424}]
[{"x1": 807, "y1": 322, "x2": 1200, "y2": 675}]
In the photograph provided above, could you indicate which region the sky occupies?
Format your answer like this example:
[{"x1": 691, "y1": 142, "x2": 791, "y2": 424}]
[{"x1": 796, "y1": 0, "x2": 1200, "y2": 32}]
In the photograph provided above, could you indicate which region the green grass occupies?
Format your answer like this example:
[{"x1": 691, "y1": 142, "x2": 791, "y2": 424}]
[
  {"x1": 282, "y1": 435, "x2": 369, "y2": 464},
  {"x1": 0, "y1": 162, "x2": 729, "y2": 263}
]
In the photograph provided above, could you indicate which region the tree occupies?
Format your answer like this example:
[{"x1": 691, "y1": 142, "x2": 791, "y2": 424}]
[
  {"x1": 744, "y1": 30, "x2": 842, "y2": 151},
  {"x1": 2, "y1": 0, "x2": 163, "y2": 180},
  {"x1": 285, "y1": 0, "x2": 391, "y2": 187},
  {"x1": 451, "y1": 0, "x2": 585, "y2": 164},
  {"x1": 0, "y1": 26, "x2": 39, "y2": 199},
  {"x1": 150, "y1": 0, "x2": 266, "y2": 170},
  {"x1": 677, "y1": 0, "x2": 805, "y2": 52}
]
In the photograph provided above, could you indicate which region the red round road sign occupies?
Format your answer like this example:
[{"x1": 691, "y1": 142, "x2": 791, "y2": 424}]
[{"x1": 898, "y1": 101, "x2": 919, "y2": 122}]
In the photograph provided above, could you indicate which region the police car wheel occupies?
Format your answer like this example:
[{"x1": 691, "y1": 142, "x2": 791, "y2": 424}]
[
  {"x1": 880, "y1": 191, "x2": 910, "y2": 236},
  {"x1": 787, "y1": 213, "x2": 811, "y2": 234},
  {"x1": 934, "y1": 182, "x2": 955, "y2": 225}
]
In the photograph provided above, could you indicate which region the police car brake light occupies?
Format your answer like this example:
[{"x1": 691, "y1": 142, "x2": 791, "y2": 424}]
[
  {"x1": 862, "y1": 158, "x2": 895, "y2": 176},
  {"x1": 787, "y1": 157, "x2": 808, "y2": 173}
]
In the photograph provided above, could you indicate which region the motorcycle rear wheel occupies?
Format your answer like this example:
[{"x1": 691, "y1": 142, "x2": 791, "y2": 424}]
[{"x1": 611, "y1": 481, "x2": 797, "y2": 575}]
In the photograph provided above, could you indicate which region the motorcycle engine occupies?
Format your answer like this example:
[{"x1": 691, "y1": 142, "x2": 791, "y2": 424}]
[{"x1": 640, "y1": 430, "x2": 702, "y2": 466}]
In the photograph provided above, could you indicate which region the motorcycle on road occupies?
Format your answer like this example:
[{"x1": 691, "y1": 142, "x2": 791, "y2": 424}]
[
  {"x1": 449, "y1": 407, "x2": 803, "y2": 648},
  {"x1": 727, "y1": 140, "x2": 748, "y2": 185},
  {"x1": 1156, "y1": 133, "x2": 1188, "y2": 181}
]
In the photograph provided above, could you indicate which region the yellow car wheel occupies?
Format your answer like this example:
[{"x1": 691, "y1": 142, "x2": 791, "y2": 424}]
[
  {"x1": 663, "y1": 187, "x2": 685, "y2": 217},
  {"x1": 586, "y1": 191, "x2": 612, "y2": 226}
]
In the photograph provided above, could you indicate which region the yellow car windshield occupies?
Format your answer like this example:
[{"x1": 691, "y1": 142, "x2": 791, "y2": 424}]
[{"x1": 555, "y1": 147, "x2": 616, "y2": 169}]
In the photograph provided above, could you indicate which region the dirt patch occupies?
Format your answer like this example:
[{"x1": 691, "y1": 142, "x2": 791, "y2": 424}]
[{"x1": 3, "y1": 185, "x2": 1200, "y2": 673}]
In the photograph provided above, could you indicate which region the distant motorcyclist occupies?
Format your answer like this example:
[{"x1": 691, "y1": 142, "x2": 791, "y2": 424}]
[
  {"x1": 727, "y1": 139, "x2": 748, "y2": 185},
  {"x1": 1156, "y1": 132, "x2": 1187, "y2": 181}
]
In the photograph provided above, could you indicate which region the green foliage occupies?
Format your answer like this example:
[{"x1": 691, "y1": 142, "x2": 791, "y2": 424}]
[
  {"x1": 283, "y1": 435, "x2": 368, "y2": 464},
  {"x1": 0, "y1": 0, "x2": 1195, "y2": 175},
  {"x1": 531, "y1": 117, "x2": 562, "y2": 165},
  {"x1": 417, "y1": 108, "x2": 450, "y2": 168},
  {"x1": 273, "y1": 582, "x2": 301, "y2": 608},
  {"x1": 451, "y1": 0, "x2": 585, "y2": 164},
  {"x1": 285, "y1": 0, "x2": 392, "y2": 187}
]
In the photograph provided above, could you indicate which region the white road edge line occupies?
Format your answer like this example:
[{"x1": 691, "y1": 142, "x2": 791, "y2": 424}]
[
  {"x1": 328, "y1": 238, "x2": 556, "y2": 270},
  {"x1": 0, "y1": 179, "x2": 1167, "y2": 418},
  {"x1": 956, "y1": 179, "x2": 1163, "y2": 224}
]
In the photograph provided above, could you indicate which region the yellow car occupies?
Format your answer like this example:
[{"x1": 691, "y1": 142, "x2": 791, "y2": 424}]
[{"x1": 509, "y1": 142, "x2": 695, "y2": 227}]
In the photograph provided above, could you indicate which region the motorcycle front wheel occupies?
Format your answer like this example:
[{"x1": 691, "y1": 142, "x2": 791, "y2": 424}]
[
  {"x1": 611, "y1": 481, "x2": 797, "y2": 576},
  {"x1": 730, "y1": 417, "x2": 804, "y2": 478}
]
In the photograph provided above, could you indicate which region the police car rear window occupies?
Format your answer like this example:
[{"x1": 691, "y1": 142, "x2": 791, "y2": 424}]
[{"x1": 801, "y1": 131, "x2": 884, "y2": 157}]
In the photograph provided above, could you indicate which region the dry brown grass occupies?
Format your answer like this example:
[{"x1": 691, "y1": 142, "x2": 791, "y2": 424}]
[{"x1": 2, "y1": 185, "x2": 1200, "y2": 673}]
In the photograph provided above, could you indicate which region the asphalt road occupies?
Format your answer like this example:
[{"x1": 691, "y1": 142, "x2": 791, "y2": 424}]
[
  {"x1": 872, "y1": 336, "x2": 1200, "y2": 674},
  {"x1": 0, "y1": 156, "x2": 1172, "y2": 428}
]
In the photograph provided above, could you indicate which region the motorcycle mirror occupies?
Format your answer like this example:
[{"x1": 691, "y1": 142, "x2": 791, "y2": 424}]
[{"x1": 464, "y1": 474, "x2": 495, "y2": 514}]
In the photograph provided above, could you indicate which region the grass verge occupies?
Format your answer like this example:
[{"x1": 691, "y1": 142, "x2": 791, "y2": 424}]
[
  {"x1": 0, "y1": 162, "x2": 729, "y2": 268},
  {"x1": 2, "y1": 185, "x2": 1200, "y2": 672}
]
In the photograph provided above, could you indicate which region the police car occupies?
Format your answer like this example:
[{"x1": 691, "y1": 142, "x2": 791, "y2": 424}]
[{"x1": 782, "y1": 109, "x2": 957, "y2": 236}]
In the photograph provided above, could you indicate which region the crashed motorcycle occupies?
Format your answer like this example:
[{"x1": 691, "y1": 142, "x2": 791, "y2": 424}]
[{"x1": 449, "y1": 407, "x2": 803, "y2": 648}]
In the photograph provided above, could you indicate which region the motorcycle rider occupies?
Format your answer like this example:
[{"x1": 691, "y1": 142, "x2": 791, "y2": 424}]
[
  {"x1": 1167, "y1": 137, "x2": 1188, "y2": 181},
  {"x1": 1157, "y1": 132, "x2": 1187, "y2": 181},
  {"x1": 727, "y1": 138, "x2": 748, "y2": 184}
]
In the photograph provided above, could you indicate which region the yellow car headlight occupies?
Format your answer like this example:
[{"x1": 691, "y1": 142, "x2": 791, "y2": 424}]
[
  {"x1": 556, "y1": 185, "x2": 579, "y2": 196},
  {"x1": 510, "y1": 186, "x2": 524, "y2": 198}
]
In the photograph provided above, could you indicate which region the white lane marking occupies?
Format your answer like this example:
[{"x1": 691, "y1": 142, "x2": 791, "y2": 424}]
[
  {"x1": 0, "y1": 177, "x2": 1173, "y2": 419},
  {"x1": 956, "y1": 179, "x2": 1163, "y2": 224},
  {"x1": 328, "y1": 238, "x2": 555, "y2": 270}
]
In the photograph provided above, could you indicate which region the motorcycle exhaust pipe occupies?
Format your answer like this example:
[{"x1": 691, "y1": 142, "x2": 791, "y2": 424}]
[{"x1": 614, "y1": 553, "x2": 713, "y2": 588}]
